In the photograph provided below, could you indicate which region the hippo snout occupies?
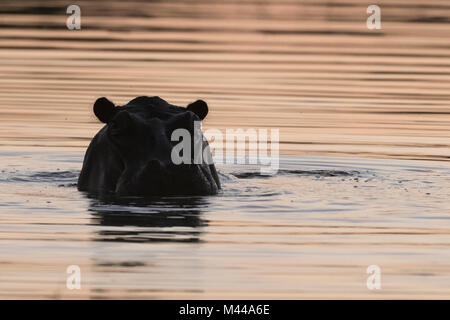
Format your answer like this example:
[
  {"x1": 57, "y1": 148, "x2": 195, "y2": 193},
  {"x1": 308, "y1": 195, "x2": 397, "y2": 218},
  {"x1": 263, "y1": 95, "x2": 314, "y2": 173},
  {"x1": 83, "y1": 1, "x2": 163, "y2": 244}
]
[
  {"x1": 144, "y1": 159, "x2": 163, "y2": 173},
  {"x1": 115, "y1": 160, "x2": 167, "y2": 196}
]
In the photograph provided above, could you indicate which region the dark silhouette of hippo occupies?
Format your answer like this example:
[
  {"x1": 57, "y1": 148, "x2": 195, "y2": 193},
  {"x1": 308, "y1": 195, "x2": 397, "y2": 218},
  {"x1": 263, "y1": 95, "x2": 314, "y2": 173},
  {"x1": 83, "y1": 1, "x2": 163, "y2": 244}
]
[{"x1": 78, "y1": 96, "x2": 221, "y2": 196}]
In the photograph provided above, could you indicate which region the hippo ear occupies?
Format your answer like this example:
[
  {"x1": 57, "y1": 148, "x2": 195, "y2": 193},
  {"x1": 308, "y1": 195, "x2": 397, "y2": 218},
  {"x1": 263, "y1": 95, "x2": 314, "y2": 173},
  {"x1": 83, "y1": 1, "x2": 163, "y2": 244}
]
[
  {"x1": 187, "y1": 100, "x2": 208, "y2": 120},
  {"x1": 94, "y1": 97, "x2": 116, "y2": 123}
]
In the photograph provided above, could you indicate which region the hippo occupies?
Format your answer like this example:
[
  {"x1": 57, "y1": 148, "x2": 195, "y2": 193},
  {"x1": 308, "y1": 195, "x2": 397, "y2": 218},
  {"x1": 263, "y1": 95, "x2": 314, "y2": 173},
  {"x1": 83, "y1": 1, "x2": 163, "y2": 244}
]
[{"x1": 78, "y1": 96, "x2": 221, "y2": 196}]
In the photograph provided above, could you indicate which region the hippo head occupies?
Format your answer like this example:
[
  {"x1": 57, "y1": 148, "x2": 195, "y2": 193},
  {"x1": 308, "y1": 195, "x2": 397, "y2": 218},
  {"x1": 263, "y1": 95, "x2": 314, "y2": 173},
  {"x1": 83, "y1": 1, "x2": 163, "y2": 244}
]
[{"x1": 78, "y1": 96, "x2": 220, "y2": 196}]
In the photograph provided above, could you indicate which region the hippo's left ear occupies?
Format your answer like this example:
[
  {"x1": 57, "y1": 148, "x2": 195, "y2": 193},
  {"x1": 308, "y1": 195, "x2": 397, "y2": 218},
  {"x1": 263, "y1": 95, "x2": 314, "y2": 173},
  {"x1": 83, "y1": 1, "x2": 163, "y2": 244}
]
[
  {"x1": 94, "y1": 97, "x2": 117, "y2": 123},
  {"x1": 187, "y1": 100, "x2": 208, "y2": 120}
]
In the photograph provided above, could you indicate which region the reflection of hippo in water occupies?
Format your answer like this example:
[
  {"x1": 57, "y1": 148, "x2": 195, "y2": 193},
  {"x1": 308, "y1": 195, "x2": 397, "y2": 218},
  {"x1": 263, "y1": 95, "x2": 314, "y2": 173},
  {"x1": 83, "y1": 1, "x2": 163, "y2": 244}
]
[
  {"x1": 78, "y1": 96, "x2": 220, "y2": 196},
  {"x1": 88, "y1": 196, "x2": 208, "y2": 243}
]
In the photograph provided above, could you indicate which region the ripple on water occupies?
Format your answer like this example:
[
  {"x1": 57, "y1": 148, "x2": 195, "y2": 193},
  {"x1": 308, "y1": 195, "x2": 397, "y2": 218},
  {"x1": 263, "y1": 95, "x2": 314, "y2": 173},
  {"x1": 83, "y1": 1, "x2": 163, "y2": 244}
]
[{"x1": 0, "y1": 152, "x2": 450, "y2": 299}]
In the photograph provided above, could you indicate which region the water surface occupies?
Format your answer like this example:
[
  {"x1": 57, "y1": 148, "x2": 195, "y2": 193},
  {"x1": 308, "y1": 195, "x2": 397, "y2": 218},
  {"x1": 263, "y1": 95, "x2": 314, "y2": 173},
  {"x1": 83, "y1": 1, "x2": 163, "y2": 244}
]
[
  {"x1": 1, "y1": 0, "x2": 450, "y2": 299},
  {"x1": 1, "y1": 152, "x2": 450, "y2": 298}
]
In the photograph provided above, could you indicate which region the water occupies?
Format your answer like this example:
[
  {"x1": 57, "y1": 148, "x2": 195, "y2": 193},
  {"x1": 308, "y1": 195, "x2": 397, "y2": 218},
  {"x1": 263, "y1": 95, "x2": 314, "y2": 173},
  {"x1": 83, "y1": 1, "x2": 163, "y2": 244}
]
[
  {"x1": 1, "y1": 0, "x2": 450, "y2": 298},
  {"x1": 1, "y1": 152, "x2": 450, "y2": 298}
]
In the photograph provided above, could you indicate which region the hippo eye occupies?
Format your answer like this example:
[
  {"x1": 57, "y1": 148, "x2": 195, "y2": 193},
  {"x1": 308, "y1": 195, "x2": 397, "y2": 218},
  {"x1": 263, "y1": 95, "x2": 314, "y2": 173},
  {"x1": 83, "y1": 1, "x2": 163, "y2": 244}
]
[
  {"x1": 109, "y1": 121, "x2": 120, "y2": 135},
  {"x1": 109, "y1": 112, "x2": 131, "y2": 135}
]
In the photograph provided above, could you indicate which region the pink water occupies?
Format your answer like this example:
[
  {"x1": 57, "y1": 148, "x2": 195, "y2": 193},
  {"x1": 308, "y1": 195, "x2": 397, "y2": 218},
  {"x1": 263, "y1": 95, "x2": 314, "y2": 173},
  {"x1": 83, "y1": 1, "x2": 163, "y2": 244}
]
[{"x1": 0, "y1": 0, "x2": 450, "y2": 299}]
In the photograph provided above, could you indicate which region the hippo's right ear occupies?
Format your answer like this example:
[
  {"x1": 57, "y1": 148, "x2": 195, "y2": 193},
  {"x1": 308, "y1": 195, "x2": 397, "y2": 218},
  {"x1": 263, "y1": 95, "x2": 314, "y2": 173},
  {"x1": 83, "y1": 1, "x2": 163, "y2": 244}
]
[{"x1": 94, "y1": 97, "x2": 117, "y2": 123}]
